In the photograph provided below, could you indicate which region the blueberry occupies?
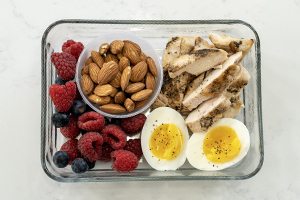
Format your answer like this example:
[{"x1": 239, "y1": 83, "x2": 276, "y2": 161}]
[
  {"x1": 83, "y1": 157, "x2": 96, "y2": 170},
  {"x1": 111, "y1": 118, "x2": 121, "y2": 126},
  {"x1": 70, "y1": 100, "x2": 86, "y2": 117},
  {"x1": 104, "y1": 117, "x2": 110, "y2": 126},
  {"x1": 51, "y1": 112, "x2": 70, "y2": 127},
  {"x1": 71, "y1": 158, "x2": 89, "y2": 173},
  {"x1": 53, "y1": 151, "x2": 69, "y2": 168},
  {"x1": 55, "y1": 77, "x2": 66, "y2": 85}
]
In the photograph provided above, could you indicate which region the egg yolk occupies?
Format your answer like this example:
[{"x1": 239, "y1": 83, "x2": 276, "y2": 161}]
[
  {"x1": 203, "y1": 126, "x2": 241, "y2": 163},
  {"x1": 149, "y1": 123, "x2": 183, "y2": 160}
]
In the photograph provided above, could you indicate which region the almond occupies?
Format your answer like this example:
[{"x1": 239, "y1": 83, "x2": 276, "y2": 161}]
[
  {"x1": 105, "y1": 52, "x2": 119, "y2": 64},
  {"x1": 110, "y1": 40, "x2": 124, "y2": 54},
  {"x1": 89, "y1": 63, "x2": 101, "y2": 83},
  {"x1": 109, "y1": 71, "x2": 121, "y2": 88},
  {"x1": 146, "y1": 57, "x2": 158, "y2": 77},
  {"x1": 135, "y1": 97, "x2": 150, "y2": 109},
  {"x1": 131, "y1": 89, "x2": 153, "y2": 101},
  {"x1": 145, "y1": 72, "x2": 156, "y2": 90},
  {"x1": 94, "y1": 84, "x2": 113, "y2": 96},
  {"x1": 81, "y1": 74, "x2": 94, "y2": 95},
  {"x1": 124, "y1": 98, "x2": 135, "y2": 112},
  {"x1": 99, "y1": 43, "x2": 109, "y2": 55},
  {"x1": 110, "y1": 86, "x2": 118, "y2": 97},
  {"x1": 121, "y1": 66, "x2": 131, "y2": 91},
  {"x1": 81, "y1": 65, "x2": 90, "y2": 76},
  {"x1": 123, "y1": 43, "x2": 141, "y2": 65},
  {"x1": 125, "y1": 82, "x2": 145, "y2": 94},
  {"x1": 123, "y1": 40, "x2": 141, "y2": 55},
  {"x1": 88, "y1": 94, "x2": 111, "y2": 105},
  {"x1": 97, "y1": 61, "x2": 119, "y2": 85},
  {"x1": 117, "y1": 52, "x2": 124, "y2": 60},
  {"x1": 140, "y1": 51, "x2": 147, "y2": 61},
  {"x1": 114, "y1": 91, "x2": 126, "y2": 104},
  {"x1": 130, "y1": 61, "x2": 147, "y2": 82},
  {"x1": 100, "y1": 104, "x2": 126, "y2": 114},
  {"x1": 85, "y1": 56, "x2": 94, "y2": 66},
  {"x1": 91, "y1": 50, "x2": 104, "y2": 68},
  {"x1": 119, "y1": 57, "x2": 130, "y2": 73}
]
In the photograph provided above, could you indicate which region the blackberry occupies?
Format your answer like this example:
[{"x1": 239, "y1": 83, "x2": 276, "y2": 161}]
[
  {"x1": 51, "y1": 112, "x2": 70, "y2": 128},
  {"x1": 55, "y1": 77, "x2": 66, "y2": 85},
  {"x1": 71, "y1": 158, "x2": 89, "y2": 173},
  {"x1": 111, "y1": 118, "x2": 121, "y2": 126},
  {"x1": 70, "y1": 100, "x2": 86, "y2": 117},
  {"x1": 104, "y1": 117, "x2": 110, "y2": 126},
  {"x1": 53, "y1": 151, "x2": 69, "y2": 168},
  {"x1": 83, "y1": 157, "x2": 96, "y2": 170}
]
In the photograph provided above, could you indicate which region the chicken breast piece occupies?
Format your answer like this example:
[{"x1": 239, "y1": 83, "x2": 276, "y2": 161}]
[
  {"x1": 185, "y1": 94, "x2": 231, "y2": 132},
  {"x1": 193, "y1": 36, "x2": 215, "y2": 51},
  {"x1": 162, "y1": 36, "x2": 182, "y2": 71},
  {"x1": 182, "y1": 63, "x2": 240, "y2": 110},
  {"x1": 184, "y1": 72, "x2": 206, "y2": 99},
  {"x1": 209, "y1": 33, "x2": 254, "y2": 61},
  {"x1": 168, "y1": 49, "x2": 228, "y2": 78},
  {"x1": 222, "y1": 92, "x2": 243, "y2": 118},
  {"x1": 226, "y1": 64, "x2": 250, "y2": 95},
  {"x1": 160, "y1": 71, "x2": 192, "y2": 111},
  {"x1": 180, "y1": 36, "x2": 197, "y2": 55}
]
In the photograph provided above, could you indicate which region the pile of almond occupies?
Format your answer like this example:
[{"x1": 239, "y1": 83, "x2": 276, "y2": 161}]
[{"x1": 80, "y1": 40, "x2": 158, "y2": 114}]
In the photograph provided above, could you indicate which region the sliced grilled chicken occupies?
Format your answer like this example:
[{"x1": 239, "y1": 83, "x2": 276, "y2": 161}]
[
  {"x1": 222, "y1": 92, "x2": 243, "y2": 118},
  {"x1": 151, "y1": 93, "x2": 169, "y2": 111},
  {"x1": 193, "y1": 36, "x2": 215, "y2": 51},
  {"x1": 226, "y1": 64, "x2": 250, "y2": 95},
  {"x1": 182, "y1": 63, "x2": 240, "y2": 110},
  {"x1": 162, "y1": 36, "x2": 182, "y2": 71},
  {"x1": 168, "y1": 49, "x2": 228, "y2": 78},
  {"x1": 209, "y1": 33, "x2": 254, "y2": 61},
  {"x1": 160, "y1": 71, "x2": 192, "y2": 111},
  {"x1": 185, "y1": 94, "x2": 231, "y2": 132},
  {"x1": 184, "y1": 72, "x2": 206, "y2": 98},
  {"x1": 180, "y1": 36, "x2": 197, "y2": 55}
]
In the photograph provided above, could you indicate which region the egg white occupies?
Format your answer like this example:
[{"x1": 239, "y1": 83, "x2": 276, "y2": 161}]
[
  {"x1": 141, "y1": 107, "x2": 189, "y2": 171},
  {"x1": 186, "y1": 118, "x2": 250, "y2": 171}
]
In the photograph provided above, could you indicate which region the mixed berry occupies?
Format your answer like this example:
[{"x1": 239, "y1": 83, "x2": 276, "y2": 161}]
[{"x1": 49, "y1": 40, "x2": 146, "y2": 173}]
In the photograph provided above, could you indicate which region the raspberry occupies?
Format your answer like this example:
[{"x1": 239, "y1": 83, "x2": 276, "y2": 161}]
[
  {"x1": 111, "y1": 150, "x2": 138, "y2": 172},
  {"x1": 78, "y1": 132, "x2": 103, "y2": 162},
  {"x1": 49, "y1": 81, "x2": 76, "y2": 112},
  {"x1": 51, "y1": 52, "x2": 76, "y2": 80},
  {"x1": 77, "y1": 111, "x2": 105, "y2": 131},
  {"x1": 101, "y1": 124, "x2": 127, "y2": 150},
  {"x1": 62, "y1": 40, "x2": 84, "y2": 61},
  {"x1": 60, "y1": 115, "x2": 81, "y2": 139},
  {"x1": 124, "y1": 139, "x2": 143, "y2": 160},
  {"x1": 60, "y1": 139, "x2": 81, "y2": 165},
  {"x1": 99, "y1": 143, "x2": 114, "y2": 162},
  {"x1": 62, "y1": 40, "x2": 76, "y2": 52},
  {"x1": 121, "y1": 114, "x2": 146, "y2": 135}
]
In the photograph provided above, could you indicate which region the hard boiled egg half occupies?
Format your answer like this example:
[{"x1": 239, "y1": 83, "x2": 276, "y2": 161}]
[
  {"x1": 186, "y1": 118, "x2": 250, "y2": 171},
  {"x1": 141, "y1": 107, "x2": 189, "y2": 171}
]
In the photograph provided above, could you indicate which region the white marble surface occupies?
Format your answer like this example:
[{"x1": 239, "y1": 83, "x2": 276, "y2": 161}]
[{"x1": 1, "y1": 0, "x2": 299, "y2": 199}]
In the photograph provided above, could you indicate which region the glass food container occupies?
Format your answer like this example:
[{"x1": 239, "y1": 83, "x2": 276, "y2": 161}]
[{"x1": 41, "y1": 20, "x2": 263, "y2": 182}]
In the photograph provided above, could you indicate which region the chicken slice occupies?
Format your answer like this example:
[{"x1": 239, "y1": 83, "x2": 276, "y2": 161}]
[
  {"x1": 222, "y1": 92, "x2": 243, "y2": 118},
  {"x1": 168, "y1": 49, "x2": 228, "y2": 78},
  {"x1": 185, "y1": 94, "x2": 231, "y2": 132},
  {"x1": 209, "y1": 33, "x2": 254, "y2": 61},
  {"x1": 182, "y1": 63, "x2": 240, "y2": 111},
  {"x1": 193, "y1": 36, "x2": 215, "y2": 51},
  {"x1": 162, "y1": 36, "x2": 182, "y2": 71},
  {"x1": 225, "y1": 64, "x2": 250, "y2": 95},
  {"x1": 150, "y1": 93, "x2": 169, "y2": 111},
  {"x1": 184, "y1": 72, "x2": 206, "y2": 99},
  {"x1": 180, "y1": 36, "x2": 197, "y2": 55}
]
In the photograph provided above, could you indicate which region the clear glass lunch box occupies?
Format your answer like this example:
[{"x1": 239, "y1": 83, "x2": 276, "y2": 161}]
[{"x1": 41, "y1": 20, "x2": 263, "y2": 182}]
